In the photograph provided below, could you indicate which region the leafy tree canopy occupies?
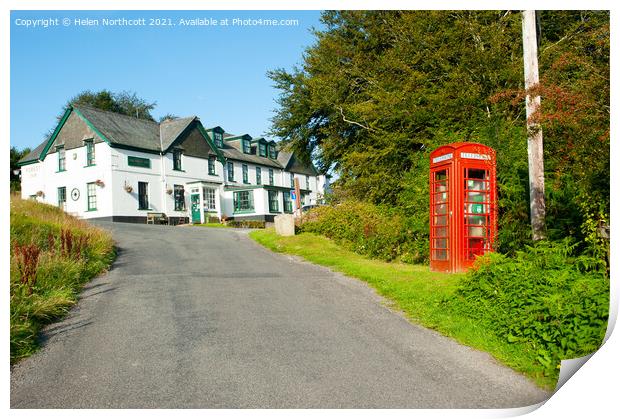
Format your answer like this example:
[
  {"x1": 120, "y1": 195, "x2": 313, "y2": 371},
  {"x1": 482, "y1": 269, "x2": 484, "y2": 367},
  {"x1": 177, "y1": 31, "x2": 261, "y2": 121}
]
[
  {"x1": 67, "y1": 89, "x2": 157, "y2": 121},
  {"x1": 269, "y1": 10, "x2": 609, "y2": 254}
]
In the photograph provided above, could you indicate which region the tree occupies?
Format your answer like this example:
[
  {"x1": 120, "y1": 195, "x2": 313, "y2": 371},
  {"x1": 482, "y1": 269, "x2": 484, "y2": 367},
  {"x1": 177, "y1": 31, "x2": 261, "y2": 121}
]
[
  {"x1": 10, "y1": 146, "x2": 31, "y2": 192},
  {"x1": 66, "y1": 89, "x2": 157, "y2": 121},
  {"x1": 269, "y1": 11, "x2": 609, "y2": 255}
]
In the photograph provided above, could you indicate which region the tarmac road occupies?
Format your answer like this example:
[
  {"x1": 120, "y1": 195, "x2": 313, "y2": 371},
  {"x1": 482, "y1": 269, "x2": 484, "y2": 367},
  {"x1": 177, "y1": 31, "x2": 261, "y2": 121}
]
[{"x1": 10, "y1": 222, "x2": 550, "y2": 408}]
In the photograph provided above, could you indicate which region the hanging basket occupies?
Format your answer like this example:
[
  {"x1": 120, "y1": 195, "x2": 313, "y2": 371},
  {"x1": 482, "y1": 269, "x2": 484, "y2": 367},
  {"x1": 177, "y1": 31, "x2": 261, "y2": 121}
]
[{"x1": 95, "y1": 179, "x2": 105, "y2": 187}]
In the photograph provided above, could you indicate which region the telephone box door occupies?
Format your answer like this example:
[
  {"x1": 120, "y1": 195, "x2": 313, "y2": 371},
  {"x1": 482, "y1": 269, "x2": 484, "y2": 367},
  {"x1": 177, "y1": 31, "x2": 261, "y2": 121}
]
[{"x1": 430, "y1": 165, "x2": 452, "y2": 272}]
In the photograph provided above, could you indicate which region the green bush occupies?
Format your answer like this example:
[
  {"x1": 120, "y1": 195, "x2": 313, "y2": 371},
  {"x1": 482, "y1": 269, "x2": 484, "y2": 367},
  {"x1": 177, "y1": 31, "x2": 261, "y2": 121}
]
[
  {"x1": 449, "y1": 239, "x2": 609, "y2": 377},
  {"x1": 300, "y1": 201, "x2": 427, "y2": 263}
]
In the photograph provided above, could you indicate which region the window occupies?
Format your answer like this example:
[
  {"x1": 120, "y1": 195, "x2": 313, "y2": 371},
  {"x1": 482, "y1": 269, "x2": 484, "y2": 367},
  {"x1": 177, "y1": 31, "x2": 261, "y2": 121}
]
[
  {"x1": 233, "y1": 190, "x2": 254, "y2": 213},
  {"x1": 85, "y1": 140, "x2": 95, "y2": 166},
  {"x1": 256, "y1": 167, "x2": 262, "y2": 185},
  {"x1": 242, "y1": 164, "x2": 249, "y2": 184},
  {"x1": 57, "y1": 187, "x2": 66, "y2": 210},
  {"x1": 269, "y1": 168, "x2": 274, "y2": 185},
  {"x1": 57, "y1": 146, "x2": 66, "y2": 172},
  {"x1": 128, "y1": 156, "x2": 150, "y2": 168},
  {"x1": 203, "y1": 188, "x2": 216, "y2": 210},
  {"x1": 268, "y1": 190, "x2": 279, "y2": 213},
  {"x1": 208, "y1": 156, "x2": 216, "y2": 175},
  {"x1": 138, "y1": 182, "x2": 149, "y2": 210},
  {"x1": 269, "y1": 144, "x2": 276, "y2": 159},
  {"x1": 87, "y1": 182, "x2": 97, "y2": 211},
  {"x1": 242, "y1": 139, "x2": 251, "y2": 154},
  {"x1": 227, "y1": 161, "x2": 235, "y2": 182},
  {"x1": 174, "y1": 185, "x2": 185, "y2": 211},
  {"x1": 214, "y1": 132, "x2": 223, "y2": 148},
  {"x1": 283, "y1": 191, "x2": 293, "y2": 213},
  {"x1": 259, "y1": 142, "x2": 267, "y2": 157},
  {"x1": 173, "y1": 149, "x2": 183, "y2": 171},
  {"x1": 290, "y1": 173, "x2": 295, "y2": 188},
  {"x1": 305, "y1": 175, "x2": 310, "y2": 190}
]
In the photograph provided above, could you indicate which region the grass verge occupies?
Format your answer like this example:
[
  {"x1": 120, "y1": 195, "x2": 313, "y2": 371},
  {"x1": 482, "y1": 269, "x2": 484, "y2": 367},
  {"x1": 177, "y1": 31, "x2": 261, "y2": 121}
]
[
  {"x1": 249, "y1": 228, "x2": 557, "y2": 390},
  {"x1": 192, "y1": 222, "x2": 231, "y2": 228},
  {"x1": 10, "y1": 196, "x2": 115, "y2": 363}
]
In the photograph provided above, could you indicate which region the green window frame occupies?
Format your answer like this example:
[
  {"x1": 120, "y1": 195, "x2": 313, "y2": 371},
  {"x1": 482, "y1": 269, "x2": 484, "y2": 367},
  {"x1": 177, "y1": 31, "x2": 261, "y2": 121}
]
[
  {"x1": 214, "y1": 132, "x2": 223, "y2": 148},
  {"x1": 256, "y1": 167, "x2": 262, "y2": 185},
  {"x1": 173, "y1": 149, "x2": 183, "y2": 171},
  {"x1": 174, "y1": 185, "x2": 185, "y2": 211},
  {"x1": 268, "y1": 190, "x2": 280, "y2": 213},
  {"x1": 269, "y1": 168, "x2": 274, "y2": 185},
  {"x1": 203, "y1": 188, "x2": 216, "y2": 210},
  {"x1": 85, "y1": 140, "x2": 95, "y2": 166},
  {"x1": 290, "y1": 173, "x2": 295, "y2": 188},
  {"x1": 305, "y1": 175, "x2": 310, "y2": 190},
  {"x1": 242, "y1": 164, "x2": 249, "y2": 184},
  {"x1": 227, "y1": 161, "x2": 235, "y2": 182},
  {"x1": 208, "y1": 156, "x2": 216, "y2": 175},
  {"x1": 269, "y1": 144, "x2": 276, "y2": 159},
  {"x1": 259, "y1": 142, "x2": 267, "y2": 157},
  {"x1": 138, "y1": 182, "x2": 149, "y2": 210},
  {"x1": 57, "y1": 146, "x2": 66, "y2": 172},
  {"x1": 283, "y1": 191, "x2": 293, "y2": 213},
  {"x1": 242, "y1": 139, "x2": 251, "y2": 154},
  {"x1": 57, "y1": 186, "x2": 66, "y2": 209},
  {"x1": 233, "y1": 190, "x2": 254, "y2": 213},
  {"x1": 87, "y1": 182, "x2": 97, "y2": 211}
]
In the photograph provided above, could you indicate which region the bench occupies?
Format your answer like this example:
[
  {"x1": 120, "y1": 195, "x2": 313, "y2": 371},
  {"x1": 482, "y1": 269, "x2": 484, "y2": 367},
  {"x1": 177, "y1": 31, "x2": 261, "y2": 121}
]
[{"x1": 146, "y1": 212, "x2": 168, "y2": 225}]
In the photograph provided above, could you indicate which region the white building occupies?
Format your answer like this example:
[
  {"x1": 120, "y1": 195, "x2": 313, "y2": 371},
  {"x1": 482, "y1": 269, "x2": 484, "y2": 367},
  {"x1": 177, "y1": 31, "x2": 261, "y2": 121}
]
[{"x1": 18, "y1": 104, "x2": 327, "y2": 224}]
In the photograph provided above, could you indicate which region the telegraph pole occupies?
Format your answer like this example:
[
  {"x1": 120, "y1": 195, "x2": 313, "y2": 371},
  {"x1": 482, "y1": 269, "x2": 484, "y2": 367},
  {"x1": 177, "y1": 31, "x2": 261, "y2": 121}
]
[{"x1": 522, "y1": 10, "x2": 546, "y2": 240}]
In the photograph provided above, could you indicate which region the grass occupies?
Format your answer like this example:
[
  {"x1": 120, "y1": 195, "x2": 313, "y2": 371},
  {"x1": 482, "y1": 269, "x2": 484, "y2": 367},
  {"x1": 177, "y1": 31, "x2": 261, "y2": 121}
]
[
  {"x1": 192, "y1": 222, "x2": 231, "y2": 228},
  {"x1": 249, "y1": 228, "x2": 557, "y2": 390},
  {"x1": 10, "y1": 195, "x2": 115, "y2": 363}
]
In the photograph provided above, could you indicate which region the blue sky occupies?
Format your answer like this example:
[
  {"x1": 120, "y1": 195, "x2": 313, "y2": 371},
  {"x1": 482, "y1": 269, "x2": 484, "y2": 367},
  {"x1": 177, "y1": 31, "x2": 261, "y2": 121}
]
[{"x1": 10, "y1": 10, "x2": 323, "y2": 150}]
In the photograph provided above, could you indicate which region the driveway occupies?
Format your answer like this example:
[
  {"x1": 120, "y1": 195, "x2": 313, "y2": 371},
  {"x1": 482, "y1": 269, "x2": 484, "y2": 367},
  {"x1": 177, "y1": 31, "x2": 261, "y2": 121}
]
[{"x1": 10, "y1": 223, "x2": 550, "y2": 408}]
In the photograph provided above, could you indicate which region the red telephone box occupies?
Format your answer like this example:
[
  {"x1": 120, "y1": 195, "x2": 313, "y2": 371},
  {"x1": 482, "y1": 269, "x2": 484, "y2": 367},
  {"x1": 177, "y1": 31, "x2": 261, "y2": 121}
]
[{"x1": 429, "y1": 142, "x2": 497, "y2": 273}]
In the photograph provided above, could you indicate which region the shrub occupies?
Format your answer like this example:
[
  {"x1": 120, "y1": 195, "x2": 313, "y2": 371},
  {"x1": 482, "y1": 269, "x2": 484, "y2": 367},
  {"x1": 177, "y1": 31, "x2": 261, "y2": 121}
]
[
  {"x1": 449, "y1": 239, "x2": 609, "y2": 377},
  {"x1": 300, "y1": 201, "x2": 427, "y2": 263},
  {"x1": 226, "y1": 220, "x2": 266, "y2": 229}
]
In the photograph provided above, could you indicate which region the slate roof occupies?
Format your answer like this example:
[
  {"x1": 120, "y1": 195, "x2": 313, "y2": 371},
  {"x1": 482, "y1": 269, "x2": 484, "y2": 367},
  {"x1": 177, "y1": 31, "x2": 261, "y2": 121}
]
[
  {"x1": 76, "y1": 105, "x2": 161, "y2": 152},
  {"x1": 19, "y1": 106, "x2": 320, "y2": 176}
]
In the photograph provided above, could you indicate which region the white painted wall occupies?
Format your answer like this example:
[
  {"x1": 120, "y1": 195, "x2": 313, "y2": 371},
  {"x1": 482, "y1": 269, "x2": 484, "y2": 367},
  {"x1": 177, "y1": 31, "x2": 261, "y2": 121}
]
[{"x1": 21, "y1": 142, "x2": 113, "y2": 219}]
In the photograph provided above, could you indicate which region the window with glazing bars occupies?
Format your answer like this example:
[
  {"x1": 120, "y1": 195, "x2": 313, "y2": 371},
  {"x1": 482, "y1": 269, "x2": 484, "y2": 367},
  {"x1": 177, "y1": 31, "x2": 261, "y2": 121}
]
[
  {"x1": 57, "y1": 146, "x2": 66, "y2": 171},
  {"x1": 269, "y1": 168, "x2": 274, "y2": 185},
  {"x1": 57, "y1": 187, "x2": 66, "y2": 209},
  {"x1": 203, "y1": 188, "x2": 216, "y2": 210},
  {"x1": 242, "y1": 164, "x2": 249, "y2": 183},
  {"x1": 233, "y1": 190, "x2": 254, "y2": 212},
  {"x1": 268, "y1": 190, "x2": 279, "y2": 212},
  {"x1": 174, "y1": 185, "x2": 185, "y2": 211},
  {"x1": 208, "y1": 156, "x2": 216, "y2": 175},
  {"x1": 85, "y1": 140, "x2": 95, "y2": 166},
  {"x1": 256, "y1": 167, "x2": 262, "y2": 185},
  {"x1": 227, "y1": 161, "x2": 234, "y2": 181},
  {"x1": 87, "y1": 182, "x2": 97, "y2": 210}
]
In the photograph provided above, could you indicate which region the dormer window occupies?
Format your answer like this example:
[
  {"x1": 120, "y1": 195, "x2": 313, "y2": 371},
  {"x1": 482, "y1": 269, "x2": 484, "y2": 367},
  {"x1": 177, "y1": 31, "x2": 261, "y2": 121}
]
[
  {"x1": 214, "y1": 132, "x2": 223, "y2": 148},
  {"x1": 173, "y1": 149, "x2": 183, "y2": 171},
  {"x1": 259, "y1": 142, "x2": 267, "y2": 157},
  {"x1": 242, "y1": 139, "x2": 251, "y2": 154},
  {"x1": 269, "y1": 144, "x2": 276, "y2": 159}
]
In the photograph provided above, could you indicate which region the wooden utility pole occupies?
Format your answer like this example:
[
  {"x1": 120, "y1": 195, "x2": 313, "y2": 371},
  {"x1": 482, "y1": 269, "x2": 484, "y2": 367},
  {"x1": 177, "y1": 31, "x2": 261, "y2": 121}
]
[
  {"x1": 294, "y1": 177, "x2": 302, "y2": 217},
  {"x1": 522, "y1": 10, "x2": 546, "y2": 240}
]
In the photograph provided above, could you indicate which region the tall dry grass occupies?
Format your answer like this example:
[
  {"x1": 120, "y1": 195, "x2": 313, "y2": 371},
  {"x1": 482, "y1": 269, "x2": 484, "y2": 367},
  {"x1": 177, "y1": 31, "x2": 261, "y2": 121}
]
[{"x1": 10, "y1": 194, "x2": 115, "y2": 363}]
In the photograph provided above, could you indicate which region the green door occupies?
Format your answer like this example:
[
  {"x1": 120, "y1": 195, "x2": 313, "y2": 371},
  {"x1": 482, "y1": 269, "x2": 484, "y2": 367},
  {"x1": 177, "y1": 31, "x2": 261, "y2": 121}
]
[{"x1": 190, "y1": 194, "x2": 201, "y2": 223}]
